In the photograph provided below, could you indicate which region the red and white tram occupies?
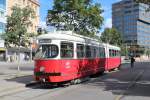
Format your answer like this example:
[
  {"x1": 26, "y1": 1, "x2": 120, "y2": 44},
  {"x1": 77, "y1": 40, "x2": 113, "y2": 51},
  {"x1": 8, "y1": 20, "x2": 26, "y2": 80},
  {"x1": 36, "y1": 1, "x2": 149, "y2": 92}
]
[{"x1": 34, "y1": 31, "x2": 121, "y2": 83}]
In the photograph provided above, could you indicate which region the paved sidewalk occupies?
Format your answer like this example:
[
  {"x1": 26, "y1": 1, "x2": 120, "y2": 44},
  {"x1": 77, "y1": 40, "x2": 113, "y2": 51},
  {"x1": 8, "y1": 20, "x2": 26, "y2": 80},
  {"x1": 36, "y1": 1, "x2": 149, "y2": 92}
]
[
  {"x1": 0, "y1": 61, "x2": 34, "y2": 77},
  {"x1": 0, "y1": 75, "x2": 34, "y2": 97},
  {"x1": 0, "y1": 61, "x2": 34, "y2": 94},
  {"x1": 0, "y1": 61, "x2": 34, "y2": 65}
]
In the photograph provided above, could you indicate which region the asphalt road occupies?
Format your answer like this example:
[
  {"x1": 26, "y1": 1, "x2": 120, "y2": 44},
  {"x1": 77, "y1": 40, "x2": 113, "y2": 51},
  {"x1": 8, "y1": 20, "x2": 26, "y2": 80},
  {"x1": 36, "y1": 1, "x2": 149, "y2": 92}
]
[{"x1": 0, "y1": 62, "x2": 150, "y2": 100}]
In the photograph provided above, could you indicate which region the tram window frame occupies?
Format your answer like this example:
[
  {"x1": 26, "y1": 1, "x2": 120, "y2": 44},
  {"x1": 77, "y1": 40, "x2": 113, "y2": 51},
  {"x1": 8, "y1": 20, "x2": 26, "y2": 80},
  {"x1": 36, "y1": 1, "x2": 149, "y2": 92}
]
[
  {"x1": 113, "y1": 49, "x2": 116, "y2": 57},
  {"x1": 85, "y1": 45, "x2": 92, "y2": 58},
  {"x1": 117, "y1": 50, "x2": 121, "y2": 57},
  {"x1": 99, "y1": 47, "x2": 105, "y2": 58},
  {"x1": 35, "y1": 44, "x2": 59, "y2": 59},
  {"x1": 93, "y1": 46, "x2": 97, "y2": 58},
  {"x1": 103, "y1": 48, "x2": 106, "y2": 58},
  {"x1": 109, "y1": 49, "x2": 113, "y2": 57},
  {"x1": 115, "y1": 50, "x2": 117, "y2": 57},
  {"x1": 116, "y1": 50, "x2": 118, "y2": 56},
  {"x1": 77, "y1": 44, "x2": 85, "y2": 58},
  {"x1": 99, "y1": 47, "x2": 102, "y2": 58},
  {"x1": 61, "y1": 42, "x2": 74, "y2": 58},
  {"x1": 109, "y1": 49, "x2": 111, "y2": 57},
  {"x1": 96, "y1": 47, "x2": 99, "y2": 58}
]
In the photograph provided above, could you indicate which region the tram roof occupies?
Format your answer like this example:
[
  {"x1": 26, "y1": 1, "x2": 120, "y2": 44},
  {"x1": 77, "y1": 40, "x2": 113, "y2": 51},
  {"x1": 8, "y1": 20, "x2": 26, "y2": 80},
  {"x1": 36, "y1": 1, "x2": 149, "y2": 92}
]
[
  {"x1": 37, "y1": 31, "x2": 120, "y2": 50},
  {"x1": 103, "y1": 44, "x2": 121, "y2": 50},
  {"x1": 37, "y1": 31, "x2": 100, "y2": 45}
]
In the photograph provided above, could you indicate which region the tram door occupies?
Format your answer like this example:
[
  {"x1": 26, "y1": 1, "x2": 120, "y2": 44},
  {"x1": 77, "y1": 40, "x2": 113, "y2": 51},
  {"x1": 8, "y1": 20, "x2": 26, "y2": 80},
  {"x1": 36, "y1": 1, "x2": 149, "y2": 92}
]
[{"x1": 60, "y1": 42, "x2": 76, "y2": 78}]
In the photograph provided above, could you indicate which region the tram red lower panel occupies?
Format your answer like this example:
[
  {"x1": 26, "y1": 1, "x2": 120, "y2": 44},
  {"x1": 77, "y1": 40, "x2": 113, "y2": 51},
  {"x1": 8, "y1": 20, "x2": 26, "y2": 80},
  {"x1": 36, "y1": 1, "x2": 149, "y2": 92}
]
[
  {"x1": 34, "y1": 57, "x2": 121, "y2": 82},
  {"x1": 105, "y1": 57, "x2": 121, "y2": 71}
]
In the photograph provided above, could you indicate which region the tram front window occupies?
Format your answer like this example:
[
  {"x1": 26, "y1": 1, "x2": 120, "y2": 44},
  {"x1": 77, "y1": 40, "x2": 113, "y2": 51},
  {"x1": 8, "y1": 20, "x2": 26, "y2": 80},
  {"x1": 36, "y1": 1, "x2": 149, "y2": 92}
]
[{"x1": 35, "y1": 45, "x2": 58, "y2": 59}]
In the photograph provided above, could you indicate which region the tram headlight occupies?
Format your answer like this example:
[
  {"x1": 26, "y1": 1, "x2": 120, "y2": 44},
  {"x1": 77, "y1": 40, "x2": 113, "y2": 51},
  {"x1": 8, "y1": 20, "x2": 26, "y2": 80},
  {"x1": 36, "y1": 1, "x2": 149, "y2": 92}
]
[{"x1": 40, "y1": 66, "x2": 45, "y2": 72}]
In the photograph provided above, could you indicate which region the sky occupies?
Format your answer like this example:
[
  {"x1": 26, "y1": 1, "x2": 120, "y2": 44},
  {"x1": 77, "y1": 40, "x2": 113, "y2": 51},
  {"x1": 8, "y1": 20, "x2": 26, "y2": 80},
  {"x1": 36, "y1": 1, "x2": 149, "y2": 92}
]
[{"x1": 39, "y1": 0, "x2": 121, "y2": 31}]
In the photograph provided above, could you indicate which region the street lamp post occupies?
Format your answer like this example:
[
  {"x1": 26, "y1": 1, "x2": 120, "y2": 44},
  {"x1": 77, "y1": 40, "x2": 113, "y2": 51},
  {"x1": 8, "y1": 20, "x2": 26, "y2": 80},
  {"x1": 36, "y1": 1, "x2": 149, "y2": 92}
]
[
  {"x1": 17, "y1": 34, "x2": 22, "y2": 73},
  {"x1": 30, "y1": 37, "x2": 33, "y2": 62},
  {"x1": 17, "y1": 44, "x2": 20, "y2": 72}
]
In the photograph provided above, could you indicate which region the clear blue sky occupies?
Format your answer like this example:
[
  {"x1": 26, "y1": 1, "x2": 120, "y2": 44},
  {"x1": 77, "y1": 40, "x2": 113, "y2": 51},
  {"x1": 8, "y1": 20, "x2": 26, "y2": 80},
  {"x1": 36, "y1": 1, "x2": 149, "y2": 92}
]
[{"x1": 39, "y1": 0, "x2": 121, "y2": 29}]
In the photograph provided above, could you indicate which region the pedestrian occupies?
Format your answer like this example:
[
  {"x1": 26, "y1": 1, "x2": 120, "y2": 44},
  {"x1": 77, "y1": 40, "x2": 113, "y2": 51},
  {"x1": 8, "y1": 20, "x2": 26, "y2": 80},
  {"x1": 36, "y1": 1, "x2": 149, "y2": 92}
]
[{"x1": 131, "y1": 56, "x2": 135, "y2": 68}]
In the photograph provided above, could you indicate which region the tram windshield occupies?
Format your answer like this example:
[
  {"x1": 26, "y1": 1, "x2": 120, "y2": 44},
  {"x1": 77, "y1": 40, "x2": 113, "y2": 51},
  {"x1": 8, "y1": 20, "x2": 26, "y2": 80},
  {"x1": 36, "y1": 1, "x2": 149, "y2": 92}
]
[{"x1": 35, "y1": 45, "x2": 58, "y2": 59}]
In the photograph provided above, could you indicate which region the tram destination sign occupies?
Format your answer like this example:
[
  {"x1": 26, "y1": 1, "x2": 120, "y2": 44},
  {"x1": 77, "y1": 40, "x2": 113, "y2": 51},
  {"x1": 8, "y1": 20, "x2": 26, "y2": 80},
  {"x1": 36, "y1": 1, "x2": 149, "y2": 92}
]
[{"x1": 39, "y1": 39, "x2": 52, "y2": 44}]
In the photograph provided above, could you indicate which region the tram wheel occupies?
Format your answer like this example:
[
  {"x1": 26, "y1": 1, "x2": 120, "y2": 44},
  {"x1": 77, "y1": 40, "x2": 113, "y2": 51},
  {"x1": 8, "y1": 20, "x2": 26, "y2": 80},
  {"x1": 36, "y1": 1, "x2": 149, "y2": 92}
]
[
  {"x1": 99, "y1": 71, "x2": 105, "y2": 75},
  {"x1": 118, "y1": 64, "x2": 121, "y2": 70}
]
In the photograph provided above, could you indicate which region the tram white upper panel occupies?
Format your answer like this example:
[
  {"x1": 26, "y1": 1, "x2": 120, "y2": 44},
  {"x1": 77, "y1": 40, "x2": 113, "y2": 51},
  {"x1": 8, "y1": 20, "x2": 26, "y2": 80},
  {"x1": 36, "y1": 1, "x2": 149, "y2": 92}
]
[
  {"x1": 37, "y1": 31, "x2": 99, "y2": 45},
  {"x1": 37, "y1": 31, "x2": 120, "y2": 50}
]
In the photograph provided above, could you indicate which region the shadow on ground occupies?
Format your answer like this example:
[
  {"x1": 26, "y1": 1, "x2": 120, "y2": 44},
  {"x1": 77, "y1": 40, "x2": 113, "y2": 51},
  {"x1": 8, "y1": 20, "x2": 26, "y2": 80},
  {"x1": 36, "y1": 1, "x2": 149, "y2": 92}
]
[
  {"x1": 5, "y1": 75, "x2": 34, "y2": 84},
  {"x1": 5, "y1": 75, "x2": 68, "y2": 90},
  {"x1": 82, "y1": 62, "x2": 150, "y2": 97}
]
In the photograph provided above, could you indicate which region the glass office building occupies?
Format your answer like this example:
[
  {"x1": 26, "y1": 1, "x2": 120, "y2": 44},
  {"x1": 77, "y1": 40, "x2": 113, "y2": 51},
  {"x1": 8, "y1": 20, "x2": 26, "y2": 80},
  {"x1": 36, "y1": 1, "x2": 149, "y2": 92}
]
[
  {"x1": 0, "y1": 0, "x2": 6, "y2": 61},
  {"x1": 0, "y1": 0, "x2": 6, "y2": 34},
  {"x1": 112, "y1": 0, "x2": 150, "y2": 55}
]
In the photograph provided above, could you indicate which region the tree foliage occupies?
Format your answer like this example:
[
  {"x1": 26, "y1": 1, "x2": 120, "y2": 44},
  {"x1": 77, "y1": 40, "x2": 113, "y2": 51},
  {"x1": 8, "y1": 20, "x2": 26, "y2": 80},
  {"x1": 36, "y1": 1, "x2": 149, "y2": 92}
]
[
  {"x1": 2, "y1": 6, "x2": 35, "y2": 47},
  {"x1": 100, "y1": 28, "x2": 122, "y2": 46},
  {"x1": 47, "y1": 0, "x2": 103, "y2": 37},
  {"x1": 135, "y1": 0, "x2": 150, "y2": 4}
]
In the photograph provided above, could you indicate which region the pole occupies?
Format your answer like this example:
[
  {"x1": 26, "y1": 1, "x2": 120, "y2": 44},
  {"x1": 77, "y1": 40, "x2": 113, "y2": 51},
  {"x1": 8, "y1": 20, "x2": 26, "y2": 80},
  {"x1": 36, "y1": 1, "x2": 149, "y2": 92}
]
[
  {"x1": 30, "y1": 38, "x2": 33, "y2": 62},
  {"x1": 17, "y1": 45, "x2": 20, "y2": 72},
  {"x1": 17, "y1": 35, "x2": 21, "y2": 73},
  {"x1": 125, "y1": 43, "x2": 128, "y2": 57},
  {"x1": 30, "y1": 43, "x2": 32, "y2": 62}
]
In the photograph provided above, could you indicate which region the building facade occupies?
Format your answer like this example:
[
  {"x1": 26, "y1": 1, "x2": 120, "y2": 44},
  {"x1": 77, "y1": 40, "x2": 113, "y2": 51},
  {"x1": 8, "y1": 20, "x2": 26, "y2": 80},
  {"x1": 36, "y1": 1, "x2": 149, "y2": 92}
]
[
  {"x1": 7, "y1": 0, "x2": 40, "y2": 34},
  {"x1": 3, "y1": 0, "x2": 40, "y2": 62},
  {"x1": 0, "y1": 0, "x2": 6, "y2": 61},
  {"x1": 112, "y1": 0, "x2": 150, "y2": 56},
  {"x1": 0, "y1": 0, "x2": 6, "y2": 34}
]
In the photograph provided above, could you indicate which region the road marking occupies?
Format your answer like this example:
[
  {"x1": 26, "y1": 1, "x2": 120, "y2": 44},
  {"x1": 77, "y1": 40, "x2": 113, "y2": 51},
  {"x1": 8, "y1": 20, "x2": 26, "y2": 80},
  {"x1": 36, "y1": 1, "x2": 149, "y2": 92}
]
[{"x1": 115, "y1": 70, "x2": 145, "y2": 100}]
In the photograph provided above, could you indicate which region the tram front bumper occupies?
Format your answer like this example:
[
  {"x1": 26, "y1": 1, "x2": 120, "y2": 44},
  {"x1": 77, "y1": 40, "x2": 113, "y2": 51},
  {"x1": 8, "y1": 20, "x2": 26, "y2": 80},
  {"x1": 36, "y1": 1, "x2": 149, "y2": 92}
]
[
  {"x1": 34, "y1": 72, "x2": 61, "y2": 76},
  {"x1": 34, "y1": 72, "x2": 62, "y2": 82}
]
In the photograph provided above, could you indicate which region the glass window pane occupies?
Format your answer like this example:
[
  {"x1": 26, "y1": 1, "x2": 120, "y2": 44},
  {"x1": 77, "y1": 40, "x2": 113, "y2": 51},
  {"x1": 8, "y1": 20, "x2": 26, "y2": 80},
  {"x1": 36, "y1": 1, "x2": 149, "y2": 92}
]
[
  {"x1": 77, "y1": 44, "x2": 84, "y2": 58},
  {"x1": 35, "y1": 45, "x2": 58, "y2": 59},
  {"x1": 61, "y1": 42, "x2": 74, "y2": 58},
  {"x1": 85, "y1": 45, "x2": 92, "y2": 58}
]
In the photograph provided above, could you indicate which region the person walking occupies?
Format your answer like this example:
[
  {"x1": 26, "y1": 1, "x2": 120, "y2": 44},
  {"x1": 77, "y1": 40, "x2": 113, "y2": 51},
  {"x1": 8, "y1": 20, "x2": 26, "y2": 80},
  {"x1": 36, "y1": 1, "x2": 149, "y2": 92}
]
[{"x1": 131, "y1": 56, "x2": 135, "y2": 68}]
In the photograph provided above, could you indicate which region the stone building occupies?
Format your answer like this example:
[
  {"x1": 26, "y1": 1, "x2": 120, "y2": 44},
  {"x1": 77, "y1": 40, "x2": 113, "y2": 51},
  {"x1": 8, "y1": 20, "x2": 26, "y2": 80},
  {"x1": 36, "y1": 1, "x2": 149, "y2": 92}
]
[{"x1": 7, "y1": 0, "x2": 40, "y2": 34}]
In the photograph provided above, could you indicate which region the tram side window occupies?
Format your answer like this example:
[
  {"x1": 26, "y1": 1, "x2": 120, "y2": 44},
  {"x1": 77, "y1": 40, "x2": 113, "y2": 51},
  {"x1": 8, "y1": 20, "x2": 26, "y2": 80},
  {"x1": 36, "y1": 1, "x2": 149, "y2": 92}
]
[
  {"x1": 93, "y1": 46, "x2": 97, "y2": 58},
  {"x1": 61, "y1": 42, "x2": 74, "y2": 58},
  {"x1": 85, "y1": 45, "x2": 92, "y2": 58},
  {"x1": 109, "y1": 49, "x2": 113, "y2": 57},
  {"x1": 77, "y1": 44, "x2": 84, "y2": 58},
  {"x1": 96, "y1": 47, "x2": 99, "y2": 58},
  {"x1": 38, "y1": 45, "x2": 58, "y2": 58},
  {"x1": 113, "y1": 50, "x2": 115, "y2": 57},
  {"x1": 99, "y1": 47, "x2": 105, "y2": 58},
  {"x1": 118, "y1": 51, "x2": 121, "y2": 56},
  {"x1": 103, "y1": 48, "x2": 105, "y2": 57},
  {"x1": 116, "y1": 50, "x2": 120, "y2": 57}
]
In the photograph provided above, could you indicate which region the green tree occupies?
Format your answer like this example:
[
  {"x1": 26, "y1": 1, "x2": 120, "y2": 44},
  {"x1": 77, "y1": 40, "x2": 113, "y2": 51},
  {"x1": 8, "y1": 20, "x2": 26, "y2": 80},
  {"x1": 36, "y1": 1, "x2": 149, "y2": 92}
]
[
  {"x1": 47, "y1": 0, "x2": 103, "y2": 37},
  {"x1": 135, "y1": 0, "x2": 150, "y2": 4},
  {"x1": 135, "y1": 0, "x2": 150, "y2": 11},
  {"x1": 2, "y1": 6, "x2": 35, "y2": 47},
  {"x1": 100, "y1": 28, "x2": 122, "y2": 46}
]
